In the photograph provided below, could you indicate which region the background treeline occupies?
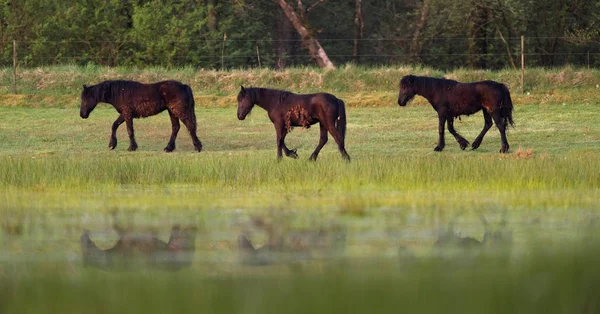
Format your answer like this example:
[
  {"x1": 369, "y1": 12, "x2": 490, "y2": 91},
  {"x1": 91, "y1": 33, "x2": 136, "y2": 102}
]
[{"x1": 1, "y1": 0, "x2": 599, "y2": 69}]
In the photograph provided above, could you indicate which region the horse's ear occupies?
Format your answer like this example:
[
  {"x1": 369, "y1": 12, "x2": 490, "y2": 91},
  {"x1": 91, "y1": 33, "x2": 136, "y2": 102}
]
[
  {"x1": 240, "y1": 85, "x2": 246, "y2": 94},
  {"x1": 83, "y1": 84, "x2": 88, "y2": 90}
]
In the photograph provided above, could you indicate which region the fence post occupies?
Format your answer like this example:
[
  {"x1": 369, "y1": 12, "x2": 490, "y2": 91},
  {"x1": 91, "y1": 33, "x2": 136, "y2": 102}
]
[
  {"x1": 256, "y1": 45, "x2": 262, "y2": 68},
  {"x1": 587, "y1": 51, "x2": 590, "y2": 69},
  {"x1": 221, "y1": 32, "x2": 227, "y2": 70},
  {"x1": 12, "y1": 40, "x2": 17, "y2": 94},
  {"x1": 521, "y1": 35, "x2": 524, "y2": 94}
]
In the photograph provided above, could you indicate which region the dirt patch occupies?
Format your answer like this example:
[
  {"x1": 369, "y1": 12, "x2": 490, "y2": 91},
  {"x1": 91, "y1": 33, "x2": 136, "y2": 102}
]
[{"x1": 514, "y1": 146, "x2": 534, "y2": 159}]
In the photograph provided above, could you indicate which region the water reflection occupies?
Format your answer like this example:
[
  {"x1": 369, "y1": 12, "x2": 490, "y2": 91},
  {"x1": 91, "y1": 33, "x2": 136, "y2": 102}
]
[
  {"x1": 237, "y1": 216, "x2": 347, "y2": 266},
  {"x1": 434, "y1": 214, "x2": 512, "y2": 249},
  {"x1": 81, "y1": 222, "x2": 197, "y2": 271}
]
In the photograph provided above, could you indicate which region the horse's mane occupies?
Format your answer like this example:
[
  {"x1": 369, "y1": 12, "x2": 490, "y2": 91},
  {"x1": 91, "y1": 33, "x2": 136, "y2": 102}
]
[
  {"x1": 247, "y1": 87, "x2": 293, "y2": 105},
  {"x1": 403, "y1": 75, "x2": 459, "y2": 91},
  {"x1": 90, "y1": 80, "x2": 144, "y2": 104}
]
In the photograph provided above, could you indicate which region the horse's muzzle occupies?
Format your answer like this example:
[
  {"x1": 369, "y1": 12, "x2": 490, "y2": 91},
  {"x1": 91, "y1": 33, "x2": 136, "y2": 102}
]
[
  {"x1": 398, "y1": 96, "x2": 408, "y2": 106},
  {"x1": 80, "y1": 111, "x2": 89, "y2": 119},
  {"x1": 237, "y1": 113, "x2": 246, "y2": 120}
]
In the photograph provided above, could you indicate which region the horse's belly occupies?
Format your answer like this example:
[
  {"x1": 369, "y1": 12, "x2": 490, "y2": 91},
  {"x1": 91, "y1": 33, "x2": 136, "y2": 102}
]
[
  {"x1": 134, "y1": 100, "x2": 166, "y2": 117},
  {"x1": 451, "y1": 102, "x2": 480, "y2": 117},
  {"x1": 285, "y1": 105, "x2": 315, "y2": 129},
  {"x1": 290, "y1": 116, "x2": 318, "y2": 126}
]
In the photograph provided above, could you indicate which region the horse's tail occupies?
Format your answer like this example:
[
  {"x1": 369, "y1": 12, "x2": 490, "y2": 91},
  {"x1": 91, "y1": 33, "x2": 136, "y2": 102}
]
[
  {"x1": 500, "y1": 84, "x2": 515, "y2": 128},
  {"x1": 183, "y1": 84, "x2": 198, "y2": 127},
  {"x1": 183, "y1": 84, "x2": 195, "y2": 109},
  {"x1": 336, "y1": 99, "x2": 347, "y2": 140}
]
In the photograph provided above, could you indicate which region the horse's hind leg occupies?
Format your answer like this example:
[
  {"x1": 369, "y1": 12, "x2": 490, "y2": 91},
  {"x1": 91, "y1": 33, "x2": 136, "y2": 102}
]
[
  {"x1": 324, "y1": 121, "x2": 350, "y2": 161},
  {"x1": 471, "y1": 110, "x2": 493, "y2": 150},
  {"x1": 164, "y1": 111, "x2": 180, "y2": 152},
  {"x1": 109, "y1": 115, "x2": 125, "y2": 150},
  {"x1": 447, "y1": 117, "x2": 469, "y2": 150},
  {"x1": 492, "y1": 112, "x2": 510, "y2": 153},
  {"x1": 309, "y1": 123, "x2": 328, "y2": 161},
  {"x1": 181, "y1": 112, "x2": 203, "y2": 152}
]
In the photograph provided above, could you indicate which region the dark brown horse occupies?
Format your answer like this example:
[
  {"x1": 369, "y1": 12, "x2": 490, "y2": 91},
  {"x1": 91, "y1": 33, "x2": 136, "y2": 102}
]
[
  {"x1": 398, "y1": 75, "x2": 514, "y2": 153},
  {"x1": 237, "y1": 86, "x2": 350, "y2": 161},
  {"x1": 80, "y1": 80, "x2": 203, "y2": 152}
]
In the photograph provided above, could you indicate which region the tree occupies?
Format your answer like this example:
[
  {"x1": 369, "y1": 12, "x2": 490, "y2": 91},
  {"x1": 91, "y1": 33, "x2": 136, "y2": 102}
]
[
  {"x1": 353, "y1": 0, "x2": 364, "y2": 63},
  {"x1": 275, "y1": 0, "x2": 335, "y2": 69}
]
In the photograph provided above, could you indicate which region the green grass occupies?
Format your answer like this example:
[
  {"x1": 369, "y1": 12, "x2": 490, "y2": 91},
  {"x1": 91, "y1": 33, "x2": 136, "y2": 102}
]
[
  {"x1": 0, "y1": 104, "x2": 598, "y2": 212},
  {"x1": 1, "y1": 89, "x2": 599, "y2": 313}
]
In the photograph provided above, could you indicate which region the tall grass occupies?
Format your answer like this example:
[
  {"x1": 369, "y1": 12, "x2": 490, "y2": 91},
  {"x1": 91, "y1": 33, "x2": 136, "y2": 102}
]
[
  {"x1": 0, "y1": 154, "x2": 598, "y2": 191},
  {"x1": 1, "y1": 65, "x2": 599, "y2": 107}
]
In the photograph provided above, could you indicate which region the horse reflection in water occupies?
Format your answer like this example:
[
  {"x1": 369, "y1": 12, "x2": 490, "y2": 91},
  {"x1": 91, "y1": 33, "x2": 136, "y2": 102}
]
[
  {"x1": 237, "y1": 216, "x2": 347, "y2": 266},
  {"x1": 81, "y1": 221, "x2": 196, "y2": 271}
]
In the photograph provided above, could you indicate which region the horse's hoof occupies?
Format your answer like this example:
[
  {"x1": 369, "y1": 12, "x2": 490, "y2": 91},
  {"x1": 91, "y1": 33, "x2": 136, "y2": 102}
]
[
  {"x1": 459, "y1": 141, "x2": 469, "y2": 150},
  {"x1": 195, "y1": 147, "x2": 203, "y2": 153},
  {"x1": 499, "y1": 147, "x2": 509, "y2": 154},
  {"x1": 128, "y1": 146, "x2": 138, "y2": 152},
  {"x1": 109, "y1": 145, "x2": 116, "y2": 150},
  {"x1": 434, "y1": 146, "x2": 444, "y2": 152},
  {"x1": 164, "y1": 147, "x2": 175, "y2": 153},
  {"x1": 309, "y1": 156, "x2": 317, "y2": 161}
]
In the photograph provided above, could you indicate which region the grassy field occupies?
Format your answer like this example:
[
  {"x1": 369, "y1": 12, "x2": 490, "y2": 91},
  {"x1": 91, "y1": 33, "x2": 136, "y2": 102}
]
[{"x1": 1, "y1": 66, "x2": 600, "y2": 313}]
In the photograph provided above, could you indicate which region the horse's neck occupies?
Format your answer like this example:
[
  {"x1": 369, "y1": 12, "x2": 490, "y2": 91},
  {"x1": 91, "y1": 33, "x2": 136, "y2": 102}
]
[
  {"x1": 252, "y1": 89, "x2": 273, "y2": 111},
  {"x1": 416, "y1": 85, "x2": 435, "y2": 104},
  {"x1": 95, "y1": 84, "x2": 111, "y2": 104}
]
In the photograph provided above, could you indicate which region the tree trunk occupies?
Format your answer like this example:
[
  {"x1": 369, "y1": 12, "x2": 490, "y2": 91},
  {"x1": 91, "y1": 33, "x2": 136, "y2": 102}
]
[
  {"x1": 207, "y1": 0, "x2": 218, "y2": 32},
  {"x1": 274, "y1": 9, "x2": 293, "y2": 69},
  {"x1": 352, "y1": 0, "x2": 364, "y2": 63},
  {"x1": 275, "y1": 0, "x2": 335, "y2": 69},
  {"x1": 467, "y1": 2, "x2": 488, "y2": 69},
  {"x1": 409, "y1": 0, "x2": 430, "y2": 61}
]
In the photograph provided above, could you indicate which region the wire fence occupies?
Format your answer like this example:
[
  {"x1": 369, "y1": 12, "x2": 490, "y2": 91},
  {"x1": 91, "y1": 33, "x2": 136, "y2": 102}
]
[{"x1": 2, "y1": 36, "x2": 599, "y2": 71}]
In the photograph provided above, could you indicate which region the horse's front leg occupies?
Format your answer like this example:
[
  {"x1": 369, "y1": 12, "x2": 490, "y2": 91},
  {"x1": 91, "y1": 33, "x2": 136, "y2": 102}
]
[
  {"x1": 447, "y1": 117, "x2": 469, "y2": 150},
  {"x1": 434, "y1": 112, "x2": 447, "y2": 152},
  {"x1": 125, "y1": 117, "x2": 138, "y2": 152},
  {"x1": 109, "y1": 115, "x2": 125, "y2": 150},
  {"x1": 274, "y1": 123, "x2": 285, "y2": 160},
  {"x1": 282, "y1": 143, "x2": 298, "y2": 159}
]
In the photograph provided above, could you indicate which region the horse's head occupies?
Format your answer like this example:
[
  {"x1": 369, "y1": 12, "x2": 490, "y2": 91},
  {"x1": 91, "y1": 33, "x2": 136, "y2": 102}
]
[
  {"x1": 80, "y1": 84, "x2": 98, "y2": 119},
  {"x1": 398, "y1": 75, "x2": 417, "y2": 106},
  {"x1": 237, "y1": 86, "x2": 254, "y2": 120}
]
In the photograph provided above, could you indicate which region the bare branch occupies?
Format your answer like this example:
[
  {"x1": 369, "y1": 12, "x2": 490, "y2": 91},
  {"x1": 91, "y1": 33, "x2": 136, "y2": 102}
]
[
  {"x1": 496, "y1": 26, "x2": 517, "y2": 69},
  {"x1": 297, "y1": 0, "x2": 305, "y2": 19},
  {"x1": 306, "y1": 0, "x2": 326, "y2": 13}
]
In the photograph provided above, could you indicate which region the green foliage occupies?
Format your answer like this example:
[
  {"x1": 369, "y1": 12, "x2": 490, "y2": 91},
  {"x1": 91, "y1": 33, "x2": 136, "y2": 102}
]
[{"x1": 1, "y1": 0, "x2": 599, "y2": 69}]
